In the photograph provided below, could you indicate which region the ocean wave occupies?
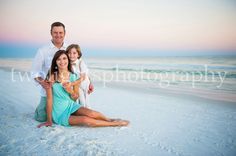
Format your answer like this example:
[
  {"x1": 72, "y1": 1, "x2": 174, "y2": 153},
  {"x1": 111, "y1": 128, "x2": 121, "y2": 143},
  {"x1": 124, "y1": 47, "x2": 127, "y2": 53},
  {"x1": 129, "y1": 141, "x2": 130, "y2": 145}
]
[{"x1": 90, "y1": 66, "x2": 236, "y2": 79}]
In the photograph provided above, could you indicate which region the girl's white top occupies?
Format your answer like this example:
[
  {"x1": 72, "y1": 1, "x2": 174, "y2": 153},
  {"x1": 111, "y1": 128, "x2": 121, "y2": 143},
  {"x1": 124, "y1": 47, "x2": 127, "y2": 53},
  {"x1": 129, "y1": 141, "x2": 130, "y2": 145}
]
[{"x1": 72, "y1": 58, "x2": 89, "y2": 75}]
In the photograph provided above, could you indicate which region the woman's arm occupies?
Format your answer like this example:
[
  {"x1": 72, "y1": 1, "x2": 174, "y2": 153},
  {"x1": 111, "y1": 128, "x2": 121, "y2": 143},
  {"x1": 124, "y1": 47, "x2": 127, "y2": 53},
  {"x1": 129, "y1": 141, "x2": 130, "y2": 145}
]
[
  {"x1": 46, "y1": 86, "x2": 53, "y2": 122},
  {"x1": 37, "y1": 86, "x2": 53, "y2": 128},
  {"x1": 37, "y1": 77, "x2": 54, "y2": 128}
]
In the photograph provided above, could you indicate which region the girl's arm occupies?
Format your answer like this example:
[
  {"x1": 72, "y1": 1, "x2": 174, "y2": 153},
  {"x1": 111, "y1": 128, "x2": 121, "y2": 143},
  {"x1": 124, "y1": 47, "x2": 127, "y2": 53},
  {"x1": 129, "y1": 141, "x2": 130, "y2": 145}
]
[
  {"x1": 71, "y1": 81, "x2": 79, "y2": 101},
  {"x1": 70, "y1": 74, "x2": 86, "y2": 100},
  {"x1": 80, "y1": 59, "x2": 94, "y2": 94},
  {"x1": 63, "y1": 73, "x2": 84, "y2": 101},
  {"x1": 70, "y1": 74, "x2": 85, "y2": 86},
  {"x1": 62, "y1": 81, "x2": 80, "y2": 101},
  {"x1": 62, "y1": 82, "x2": 74, "y2": 94}
]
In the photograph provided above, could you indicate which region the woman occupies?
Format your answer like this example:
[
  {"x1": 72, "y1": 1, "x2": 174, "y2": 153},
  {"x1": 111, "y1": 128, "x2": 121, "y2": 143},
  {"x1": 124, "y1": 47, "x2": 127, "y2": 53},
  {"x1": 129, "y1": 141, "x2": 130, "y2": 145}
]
[{"x1": 38, "y1": 50, "x2": 129, "y2": 128}]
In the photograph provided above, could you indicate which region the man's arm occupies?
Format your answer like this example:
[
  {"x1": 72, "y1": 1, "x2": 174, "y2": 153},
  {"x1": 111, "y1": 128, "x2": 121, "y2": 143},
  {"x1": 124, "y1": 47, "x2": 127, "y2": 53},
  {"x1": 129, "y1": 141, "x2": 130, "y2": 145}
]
[{"x1": 31, "y1": 48, "x2": 47, "y2": 87}]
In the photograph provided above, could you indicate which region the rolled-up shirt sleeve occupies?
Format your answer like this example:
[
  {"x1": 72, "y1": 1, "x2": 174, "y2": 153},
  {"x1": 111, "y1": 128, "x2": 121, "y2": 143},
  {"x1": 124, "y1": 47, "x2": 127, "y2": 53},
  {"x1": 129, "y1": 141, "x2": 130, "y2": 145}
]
[
  {"x1": 80, "y1": 60, "x2": 89, "y2": 74},
  {"x1": 31, "y1": 48, "x2": 45, "y2": 84}
]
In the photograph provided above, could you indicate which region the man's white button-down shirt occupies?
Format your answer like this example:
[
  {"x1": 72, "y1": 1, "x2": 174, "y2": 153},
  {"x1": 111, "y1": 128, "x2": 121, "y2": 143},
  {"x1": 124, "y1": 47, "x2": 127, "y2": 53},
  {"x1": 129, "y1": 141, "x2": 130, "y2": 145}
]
[{"x1": 31, "y1": 41, "x2": 67, "y2": 96}]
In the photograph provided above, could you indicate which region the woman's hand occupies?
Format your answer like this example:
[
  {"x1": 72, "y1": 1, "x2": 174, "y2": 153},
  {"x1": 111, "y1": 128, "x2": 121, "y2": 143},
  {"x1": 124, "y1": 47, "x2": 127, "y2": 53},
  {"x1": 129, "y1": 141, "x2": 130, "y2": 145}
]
[{"x1": 37, "y1": 121, "x2": 53, "y2": 128}]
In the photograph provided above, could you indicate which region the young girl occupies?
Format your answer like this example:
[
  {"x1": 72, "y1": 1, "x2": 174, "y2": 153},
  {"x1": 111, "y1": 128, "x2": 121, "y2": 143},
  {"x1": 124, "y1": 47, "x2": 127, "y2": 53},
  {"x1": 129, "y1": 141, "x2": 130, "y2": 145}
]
[
  {"x1": 37, "y1": 50, "x2": 129, "y2": 128},
  {"x1": 66, "y1": 44, "x2": 91, "y2": 108}
]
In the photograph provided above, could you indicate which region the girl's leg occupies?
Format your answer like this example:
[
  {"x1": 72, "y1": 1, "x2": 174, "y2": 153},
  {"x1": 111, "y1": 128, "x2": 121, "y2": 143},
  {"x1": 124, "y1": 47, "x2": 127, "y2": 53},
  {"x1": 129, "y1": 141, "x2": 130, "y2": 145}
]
[
  {"x1": 73, "y1": 107, "x2": 112, "y2": 121},
  {"x1": 84, "y1": 90, "x2": 90, "y2": 108},
  {"x1": 79, "y1": 88, "x2": 86, "y2": 107},
  {"x1": 84, "y1": 80, "x2": 90, "y2": 108},
  {"x1": 69, "y1": 115, "x2": 129, "y2": 127}
]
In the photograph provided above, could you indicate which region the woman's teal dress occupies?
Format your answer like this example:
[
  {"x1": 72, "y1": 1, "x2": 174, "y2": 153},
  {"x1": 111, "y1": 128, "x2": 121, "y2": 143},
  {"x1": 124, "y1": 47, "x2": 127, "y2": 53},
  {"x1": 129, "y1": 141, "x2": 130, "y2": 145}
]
[{"x1": 52, "y1": 73, "x2": 81, "y2": 126}]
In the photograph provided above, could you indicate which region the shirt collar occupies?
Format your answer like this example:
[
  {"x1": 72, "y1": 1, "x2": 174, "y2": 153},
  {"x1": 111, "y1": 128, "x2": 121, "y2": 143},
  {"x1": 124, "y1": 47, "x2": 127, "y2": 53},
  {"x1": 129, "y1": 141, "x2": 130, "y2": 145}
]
[
  {"x1": 72, "y1": 59, "x2": 79, "y2": 66},
  {"x1": 49, "y1": 40, "x2": 67, "y2": 49}
]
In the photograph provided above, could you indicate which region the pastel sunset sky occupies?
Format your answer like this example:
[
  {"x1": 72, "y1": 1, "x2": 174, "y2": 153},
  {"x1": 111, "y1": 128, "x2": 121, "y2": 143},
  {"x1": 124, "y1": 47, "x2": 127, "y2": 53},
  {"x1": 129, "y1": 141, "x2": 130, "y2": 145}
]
[{"x1": 0, "y1": 0, "x2": 236, "y2": 57}]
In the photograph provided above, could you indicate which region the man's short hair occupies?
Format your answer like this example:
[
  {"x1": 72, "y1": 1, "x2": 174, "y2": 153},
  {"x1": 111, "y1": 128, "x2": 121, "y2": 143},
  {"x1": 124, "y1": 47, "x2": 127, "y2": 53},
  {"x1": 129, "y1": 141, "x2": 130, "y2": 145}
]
[{"x1": 50, "y1": 22, "x2": 65, "y2": 33}]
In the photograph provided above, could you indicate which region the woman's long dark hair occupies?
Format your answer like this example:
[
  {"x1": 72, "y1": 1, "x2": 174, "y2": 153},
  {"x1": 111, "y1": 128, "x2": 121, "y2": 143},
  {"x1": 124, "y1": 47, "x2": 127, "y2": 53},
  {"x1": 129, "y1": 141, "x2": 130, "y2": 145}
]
[{"x1": 47, "y1": 50, "x2": 73, "y2": 81}]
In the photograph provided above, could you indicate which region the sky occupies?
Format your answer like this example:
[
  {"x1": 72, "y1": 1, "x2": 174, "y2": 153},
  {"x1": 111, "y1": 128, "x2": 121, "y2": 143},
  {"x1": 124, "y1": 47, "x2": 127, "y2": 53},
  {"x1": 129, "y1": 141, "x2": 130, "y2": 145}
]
[{"x1": 0, "y1": 0, "x2": 236, "y2": 57}]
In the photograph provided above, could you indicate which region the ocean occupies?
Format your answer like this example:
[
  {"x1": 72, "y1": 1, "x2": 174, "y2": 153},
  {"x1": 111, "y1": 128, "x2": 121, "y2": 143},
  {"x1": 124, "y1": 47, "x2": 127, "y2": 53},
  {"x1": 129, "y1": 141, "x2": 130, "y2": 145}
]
[
  {"x1": 86, "y1": 56, "x2": 236, "y2": 93},
  {"x1": 1, "y1": 56, "x2": 236, "y2": 102}
]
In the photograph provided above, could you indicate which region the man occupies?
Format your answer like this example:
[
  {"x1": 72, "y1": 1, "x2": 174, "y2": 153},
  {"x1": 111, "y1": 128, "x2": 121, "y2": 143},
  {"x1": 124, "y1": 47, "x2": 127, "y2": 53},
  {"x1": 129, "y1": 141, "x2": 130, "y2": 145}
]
[{"x1": 32, "y1": 22, "x2": 94, "y2": 122}]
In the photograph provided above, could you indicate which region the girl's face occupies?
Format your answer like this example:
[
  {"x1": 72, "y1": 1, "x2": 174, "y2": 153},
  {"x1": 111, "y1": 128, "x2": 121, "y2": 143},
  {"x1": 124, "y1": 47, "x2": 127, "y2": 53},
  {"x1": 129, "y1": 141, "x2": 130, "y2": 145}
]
[
  {"x1": 56, "y1": 54, "x2": 69, "y2": 70},
  {"x1": 68, "y1": 48, "x2": 79, "y2": 62}
]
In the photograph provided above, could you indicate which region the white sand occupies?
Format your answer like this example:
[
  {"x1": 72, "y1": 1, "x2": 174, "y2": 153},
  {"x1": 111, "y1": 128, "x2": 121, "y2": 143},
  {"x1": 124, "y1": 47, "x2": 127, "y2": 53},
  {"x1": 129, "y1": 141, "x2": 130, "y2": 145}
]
[{"x1": 0, "y1": 59, "x2": 236, "y2": 156}]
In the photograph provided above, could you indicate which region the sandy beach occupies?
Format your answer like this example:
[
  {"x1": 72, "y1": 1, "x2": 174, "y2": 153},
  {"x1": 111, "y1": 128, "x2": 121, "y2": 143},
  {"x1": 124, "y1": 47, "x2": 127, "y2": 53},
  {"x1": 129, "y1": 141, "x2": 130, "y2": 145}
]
[{"x1": 0, "y1": 58, "x2": 236, "y2": 156}]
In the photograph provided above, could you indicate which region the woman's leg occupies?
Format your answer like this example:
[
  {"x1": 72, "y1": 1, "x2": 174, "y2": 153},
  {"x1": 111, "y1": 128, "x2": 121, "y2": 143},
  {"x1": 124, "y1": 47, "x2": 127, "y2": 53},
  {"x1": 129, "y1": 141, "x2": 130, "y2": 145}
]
[
  {"x1": 69, "y1": 115, "x2": 129, "y2": 127},
  {"x1": 73, "y1": 107, "x2": 112, "y2": 121}
]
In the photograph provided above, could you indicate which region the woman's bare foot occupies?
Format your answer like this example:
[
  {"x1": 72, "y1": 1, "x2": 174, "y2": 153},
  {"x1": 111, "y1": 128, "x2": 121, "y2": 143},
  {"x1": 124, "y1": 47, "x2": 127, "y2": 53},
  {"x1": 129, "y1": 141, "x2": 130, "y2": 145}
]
[
  {"x1": 110, "y1": 118, "x2": 122, "y2": 122},
  {"x1": 113, "y1": 120, "x2": 129, "y2": 126}
]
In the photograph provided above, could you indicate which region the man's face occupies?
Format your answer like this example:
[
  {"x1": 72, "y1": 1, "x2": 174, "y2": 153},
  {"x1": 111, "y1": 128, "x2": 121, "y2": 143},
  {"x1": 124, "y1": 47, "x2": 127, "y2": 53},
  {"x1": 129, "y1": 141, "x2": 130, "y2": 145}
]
[{"x1": 51, "y1": 26, "x2": 65, "y2": 45}]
